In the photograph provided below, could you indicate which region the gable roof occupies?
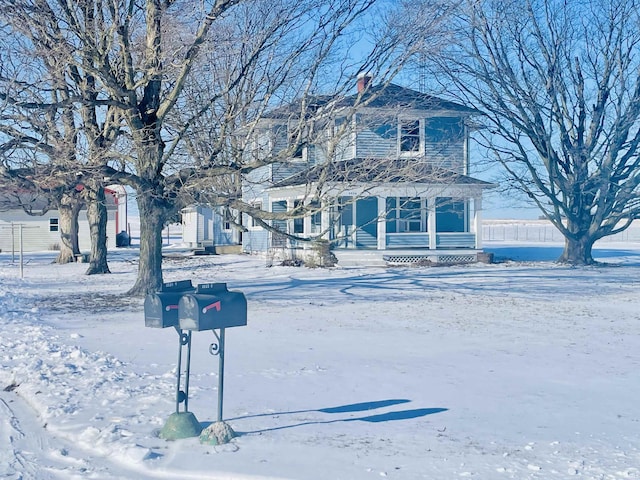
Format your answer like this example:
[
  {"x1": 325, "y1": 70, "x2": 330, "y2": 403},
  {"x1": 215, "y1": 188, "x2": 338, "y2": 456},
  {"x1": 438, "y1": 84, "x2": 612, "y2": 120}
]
[
  {"x1": 269, "y1": 158, "x2": 494, "y2": 189},
  {"x1": 0, "y1": 191, "x2": 52, "y2": 212},
  {"x1": 265, "y1": 83, "x2": 477, "y2": 119},
  {"x1": 0, "y1": 185, "x2": 120, "y2": 214},
  {"x1": 342, "y1": 83, "x2": 478, "y2": 113}
]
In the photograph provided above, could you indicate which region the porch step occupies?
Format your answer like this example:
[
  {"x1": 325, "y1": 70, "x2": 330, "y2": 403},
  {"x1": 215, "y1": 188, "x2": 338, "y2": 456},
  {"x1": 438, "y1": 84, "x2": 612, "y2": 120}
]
[
  {"x1": 214, "y1": 245, "x2": 243, "y2": 255},
  {"x1": 332, "y1": 251, "x2": 387, "y2": 267},
  {"x1": 193, "y1": 245, "x2": 216, "y2": 255}
]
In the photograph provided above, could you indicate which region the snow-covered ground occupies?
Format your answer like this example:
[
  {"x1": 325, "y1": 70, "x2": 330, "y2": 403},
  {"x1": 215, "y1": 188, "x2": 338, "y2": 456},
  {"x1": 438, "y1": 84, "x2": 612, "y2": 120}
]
[{"x1": 1, "y1": 241, "x2": 639, "y2": 479}]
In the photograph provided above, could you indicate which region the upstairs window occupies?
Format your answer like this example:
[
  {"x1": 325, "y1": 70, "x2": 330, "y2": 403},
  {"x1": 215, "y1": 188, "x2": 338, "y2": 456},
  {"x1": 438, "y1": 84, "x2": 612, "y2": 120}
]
[
  {"x1": 400, "y1": 120, "x2": 420, "y2": 152},
  {"x1": 289, "y1": 133, "x2": 304, "y2": 158},
  {"x1": 49, "y1": 218, "x2": 59, "y2": 232}
]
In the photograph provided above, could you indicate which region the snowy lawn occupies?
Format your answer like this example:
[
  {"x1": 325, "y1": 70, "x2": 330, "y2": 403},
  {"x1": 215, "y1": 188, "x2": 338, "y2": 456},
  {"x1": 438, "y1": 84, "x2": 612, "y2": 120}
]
[{"x1": 1, "y1": 242, "x2": 639, "y2": 479}]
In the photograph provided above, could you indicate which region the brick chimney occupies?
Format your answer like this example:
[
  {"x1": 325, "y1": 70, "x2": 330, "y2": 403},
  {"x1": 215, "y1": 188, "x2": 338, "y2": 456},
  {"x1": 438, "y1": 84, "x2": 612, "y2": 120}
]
[{"x1": 357, "y1": 73, "x2": 372, "y2": 93}]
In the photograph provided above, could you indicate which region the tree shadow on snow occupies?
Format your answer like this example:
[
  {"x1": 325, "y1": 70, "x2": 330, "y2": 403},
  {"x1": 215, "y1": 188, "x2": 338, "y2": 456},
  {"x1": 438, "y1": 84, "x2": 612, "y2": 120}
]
[{"x1": 225, "y1": 399, "x2": 411, "y2": 422}]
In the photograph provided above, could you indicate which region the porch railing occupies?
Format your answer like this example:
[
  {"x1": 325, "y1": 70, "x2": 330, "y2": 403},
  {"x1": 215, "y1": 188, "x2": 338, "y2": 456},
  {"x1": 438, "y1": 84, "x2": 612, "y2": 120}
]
[
  {"x1": 276, "y1": 230, "x2": 477, "y2": 250},
  {"x1": 384, "y1": 232, "x2": 476, "y2": 249},
  {"x1": 386, "y1": 233, "x2": 429, "y2": 248},
  {"x1": 435, "y1": 233, "x2": 476, "y2": 248}
]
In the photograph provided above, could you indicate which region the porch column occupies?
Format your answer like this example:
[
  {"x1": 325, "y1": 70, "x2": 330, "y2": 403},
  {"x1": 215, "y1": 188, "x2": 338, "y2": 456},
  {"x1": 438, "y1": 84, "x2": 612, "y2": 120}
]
[
  {"x1": 321, "y1": 202, "x2": 331, "y2": 240},
  {"x1": 303, "y1": 199, "x2": 312, "y2": 238},
  {"x1": 474, "y1": 195, "x2": 483, "y2": 249},
  {"x1": 377, "y1": 197, "x2": 386, "y2": 250},
  {"x1": 428, "y1": 196, "x2": 437, "y2": 249},
  {"x1": 286, "y1": 199, "x2": 294, "y2": 235}
]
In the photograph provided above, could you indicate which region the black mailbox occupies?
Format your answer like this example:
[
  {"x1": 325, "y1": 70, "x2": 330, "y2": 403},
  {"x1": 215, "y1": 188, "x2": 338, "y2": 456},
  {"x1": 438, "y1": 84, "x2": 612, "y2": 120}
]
[
  {"x1": 144, "y1": 280, "x2": 195, "y2": 328},
  {"x1": 178, "y1": 283, "x2": 247, "y2": 331}
]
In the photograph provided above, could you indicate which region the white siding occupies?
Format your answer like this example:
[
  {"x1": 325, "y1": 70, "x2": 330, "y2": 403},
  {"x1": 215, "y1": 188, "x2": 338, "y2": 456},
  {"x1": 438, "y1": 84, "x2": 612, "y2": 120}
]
[{"x1": 0, "y1": 208, "x2": 119, "y2": 252}]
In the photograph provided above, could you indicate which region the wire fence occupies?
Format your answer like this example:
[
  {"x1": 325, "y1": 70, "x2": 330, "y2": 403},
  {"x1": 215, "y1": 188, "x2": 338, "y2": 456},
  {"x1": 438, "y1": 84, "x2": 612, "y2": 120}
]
[
  {"x1": 5, "y1": 219, "x2": 640, "y2": 253},
  {"x1": 483, "y1": 221, "x2": 640, "y2": 243},
  {"x1": 0, "y1": 221, "x2": 184, "y2": 253},
  {"x1": 0, "y1": 223, "x2": 50, "y2": 254}
]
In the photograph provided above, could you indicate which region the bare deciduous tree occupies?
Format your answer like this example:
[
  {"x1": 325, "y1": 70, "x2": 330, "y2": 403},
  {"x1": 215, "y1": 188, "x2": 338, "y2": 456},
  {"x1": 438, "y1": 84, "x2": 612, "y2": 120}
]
[
  {"x1": 0, "y1": 27, "x2": 86, "y2": 264},
  {"x1": 0, "y1": 3, "x2": 117, "y2": 268},
  {"x1": 1, "y1": 0, "x2": 435, "y2": 292},
  {"x1": 430, "y1": 0, "x2": 640, "y2": 264}
]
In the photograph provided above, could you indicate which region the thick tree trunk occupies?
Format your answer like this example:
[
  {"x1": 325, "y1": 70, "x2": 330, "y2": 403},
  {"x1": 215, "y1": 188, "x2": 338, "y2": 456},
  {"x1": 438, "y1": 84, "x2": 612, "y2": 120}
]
[
  {"x1": 557, "y1": 235, "x2": 595, "y2": 265},
  {"x1": 85, "y1": 186, "x2": 111, "y2": 274},
  {"x1": 55, "y1": 193, "x2": 83, "y2": 264},
  {"x1": 127, "y1": 192, "x2": 166, "y2": 296}
]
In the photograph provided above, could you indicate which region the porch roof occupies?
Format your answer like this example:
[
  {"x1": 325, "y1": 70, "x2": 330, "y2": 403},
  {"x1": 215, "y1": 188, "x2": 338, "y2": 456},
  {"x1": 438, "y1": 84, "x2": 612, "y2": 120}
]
[{"x1": 268, "y1": 158, "x2": 495, "y2": 189}]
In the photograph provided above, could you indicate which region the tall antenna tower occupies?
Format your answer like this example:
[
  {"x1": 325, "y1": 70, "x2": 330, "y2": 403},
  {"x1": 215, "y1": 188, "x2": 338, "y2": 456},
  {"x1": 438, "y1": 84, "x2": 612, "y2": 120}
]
[{"x1": 417, "y1": 51, "x2": 428, "y2": 93}]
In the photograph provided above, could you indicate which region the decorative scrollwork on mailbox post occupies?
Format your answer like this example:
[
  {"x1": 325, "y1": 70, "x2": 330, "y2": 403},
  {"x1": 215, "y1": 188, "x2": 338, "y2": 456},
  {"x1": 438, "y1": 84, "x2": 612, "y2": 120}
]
[{"x1": 209, "y1": 330, "x2": 221, "y2": 356}]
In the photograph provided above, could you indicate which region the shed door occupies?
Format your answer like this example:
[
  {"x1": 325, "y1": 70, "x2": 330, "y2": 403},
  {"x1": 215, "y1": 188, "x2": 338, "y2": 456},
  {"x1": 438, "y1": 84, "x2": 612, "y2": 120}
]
[{"x1": 197, "y1": 212, "x2": 205, "y2": 241}]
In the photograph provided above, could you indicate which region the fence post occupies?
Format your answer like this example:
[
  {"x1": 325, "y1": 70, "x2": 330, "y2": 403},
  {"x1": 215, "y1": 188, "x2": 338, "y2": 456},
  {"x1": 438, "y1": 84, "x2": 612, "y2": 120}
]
[
  {"x1": 11, "y1": 222, "x2": 15, "y2": 263},
  {"x1": 19, "y1": 224, "x2": 24, "y2": 279}
]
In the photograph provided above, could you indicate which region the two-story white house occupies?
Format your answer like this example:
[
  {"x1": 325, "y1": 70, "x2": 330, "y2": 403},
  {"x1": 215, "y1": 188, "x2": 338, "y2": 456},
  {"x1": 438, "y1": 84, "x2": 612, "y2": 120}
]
[{"x1": 242, "y1": 77, "x2": 495, "y2": 266}]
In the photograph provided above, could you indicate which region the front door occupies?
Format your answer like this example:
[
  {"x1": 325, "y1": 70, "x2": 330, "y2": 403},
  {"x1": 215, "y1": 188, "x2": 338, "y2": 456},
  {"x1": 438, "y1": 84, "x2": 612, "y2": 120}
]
[{"x1": 355, "y1": 197, "x2": 378, "y2": 248}]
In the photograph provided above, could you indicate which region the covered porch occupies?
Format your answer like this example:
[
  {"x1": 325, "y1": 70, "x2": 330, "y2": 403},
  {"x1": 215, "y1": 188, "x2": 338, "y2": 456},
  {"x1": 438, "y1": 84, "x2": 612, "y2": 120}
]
[
  {"x1": 266, "y1": 181, "x2": 492, "y2": 265},
  {"x1": 328, "y1": 194, "x2": 483, "y2": 251}
]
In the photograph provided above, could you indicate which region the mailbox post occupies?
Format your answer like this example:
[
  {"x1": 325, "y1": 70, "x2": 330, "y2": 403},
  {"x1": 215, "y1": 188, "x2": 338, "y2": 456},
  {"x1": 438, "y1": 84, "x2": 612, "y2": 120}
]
[
  {"x1": 144, "y1": 280, "x2": 201, "y2": 440},
  {"x1": 214, "y1": 328, "x2": 226, "y2": 423},
  {"x1": 179, "y1": 283, "x2": 247, "y2": 444},
  {"x1": 144, "y1": 280, "x2": 247, "y2": 445}
]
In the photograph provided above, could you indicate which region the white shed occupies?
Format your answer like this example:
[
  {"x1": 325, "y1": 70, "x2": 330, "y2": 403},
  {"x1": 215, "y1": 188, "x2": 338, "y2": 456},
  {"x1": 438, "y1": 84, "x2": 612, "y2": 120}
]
[
  {"x1": 0, "y1": 185, "x2": 127, "y2": 253},
  {"x1": 181, "y1": 205, "x2": 215, "y2": 248},
  {"x1": 181, "y1": 204, "x2": 242, "y2": 253}
]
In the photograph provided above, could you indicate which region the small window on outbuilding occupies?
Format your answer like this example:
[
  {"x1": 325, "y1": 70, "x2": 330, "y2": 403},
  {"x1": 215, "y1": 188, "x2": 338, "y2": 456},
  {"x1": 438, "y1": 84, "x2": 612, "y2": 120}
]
[
  {"x1": 248, "y1": 202, "x2": 262, "y2": 229},
  {"x1": 223, "y1": 208, "x2": 233, "y2": 231},
  {"x1": 49, "y1": 218, "x2": 59, "y2": 232}
]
